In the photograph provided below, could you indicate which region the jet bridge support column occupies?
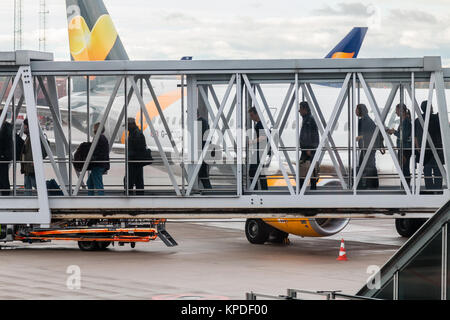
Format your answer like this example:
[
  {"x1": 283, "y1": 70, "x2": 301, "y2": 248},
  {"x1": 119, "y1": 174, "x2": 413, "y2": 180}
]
[
  {"x1": 0, "y1": 65, "x2": 51, "y2": 224},
  {"x1": 434, "y1": 71, "x2": 450, "y2": 194},
  {"x1": 186, "y1": 75, "x2": 200, "y2": 193}
]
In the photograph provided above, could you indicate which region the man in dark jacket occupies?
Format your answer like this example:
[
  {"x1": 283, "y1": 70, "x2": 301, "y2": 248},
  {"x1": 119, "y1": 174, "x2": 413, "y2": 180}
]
[
  {"x1": 387, "y1": 104, "x2": 412, "y2": 187},
  {"x1": 87, "y1": 122, "x2": 110, "y2": 196},
  {"x1": 414, "y1": 101, "x2": 444, "y2": 191},
  {"x1": 248, "y1": 107, "x2": 268, "y2": 190},
  {"x1": 356, "y1": 104, "x2": 385, "y2": 189},
  {"x1": 127, "y1": 118, "x2": 147, "y2": 195},
  {"x1": 21, "y1": 119, "x2": 37, "y2": 196},
  {"x1": 0, "y1": 107, "x2": 13, "y2": 196},
  {"x1": 299, "y1": 101, "x2": 319, "y2": 190}
]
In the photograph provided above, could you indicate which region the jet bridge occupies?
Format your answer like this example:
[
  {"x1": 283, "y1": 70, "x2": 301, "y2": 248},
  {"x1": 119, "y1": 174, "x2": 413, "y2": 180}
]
[{"x1": 0, "y1": 51, "x2": 449, "y2": 224}]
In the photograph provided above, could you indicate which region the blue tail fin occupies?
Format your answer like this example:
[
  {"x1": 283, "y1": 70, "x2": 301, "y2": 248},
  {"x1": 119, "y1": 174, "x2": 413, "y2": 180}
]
[{"x1": 325, "y1": 27, "x2": 368, "y2": 59}]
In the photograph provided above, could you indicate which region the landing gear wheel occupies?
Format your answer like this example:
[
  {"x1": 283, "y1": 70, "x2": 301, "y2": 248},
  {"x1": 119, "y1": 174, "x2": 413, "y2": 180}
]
[
  {"x1": 395, "y1": 218, "x2": 427, "y2": 238},
  {"x1": 97, "y1": 242, "x2": 111, "y2": 250},
  {"x1": 78, "y1": 241, "x2": 99, "y2": 251},
  {"x1": 245, "y1": 219, "x2": 270, "y2": 244}
]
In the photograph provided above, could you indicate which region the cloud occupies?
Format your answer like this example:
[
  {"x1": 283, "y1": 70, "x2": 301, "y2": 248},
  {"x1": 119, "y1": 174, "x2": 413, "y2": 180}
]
[
  {"x1": 1, "y1": 0, "x2": 449, "y2": 64},
  {"x1": 314, "y1": 2, "x2": 373, "y2": 17},
  {"x1": 390, "y1": 9, "x2": 437, "y2": 24}
]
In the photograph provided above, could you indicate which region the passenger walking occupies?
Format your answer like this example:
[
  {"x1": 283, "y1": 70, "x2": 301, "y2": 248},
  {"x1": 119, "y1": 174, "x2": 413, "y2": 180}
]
[
  {"x1": 0, "y1": 107, "x2": 13, "y2": 196},
  {"x1": 299, "y1": 101, "x2": 319, "y2": 190},
  {"x1": 87, "y1": 122, "x2": 110, "y2": 196},
  {"x1": 20, "y1": 119, "x2": 36, "y2": 196},
  {"x1": 197, "y1": 112, "x2": 212, "y2": 189},
  {"x1": 387, "y1": 104, "x2": 412, "y2": 187},
  {"x1": 248, "y1": 107, "x2": 268, "y2": 190},
  {"x1": 126, "y1": 118, "x2": 147, "y2": 195},
  {"x1": 355, "y1": 104, "x2": 384, "y2": 189},
  {"x1": 414, "y1": 101, "x2": 444, "y2": 191}
]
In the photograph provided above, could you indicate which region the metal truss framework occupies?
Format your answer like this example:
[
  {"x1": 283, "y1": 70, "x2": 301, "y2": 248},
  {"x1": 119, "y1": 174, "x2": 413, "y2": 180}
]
[{"x1": 0, "y1": 52, "x2": 449, "y2": 223}]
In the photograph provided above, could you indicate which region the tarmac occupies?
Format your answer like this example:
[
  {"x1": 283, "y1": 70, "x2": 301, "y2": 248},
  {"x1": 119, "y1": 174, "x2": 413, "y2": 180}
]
[{"x1": 0, "y1": 219, "x2": 405, "y2": 300}]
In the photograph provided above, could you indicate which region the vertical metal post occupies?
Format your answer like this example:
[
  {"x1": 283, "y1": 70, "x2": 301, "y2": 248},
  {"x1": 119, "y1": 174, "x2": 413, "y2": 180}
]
[
  {"x1": 87, "y1": 77, "x2": 90, "y2": 141},
  {"x1": 347, "y1": 82, "x2": 352, "y2": 187},
  {"x1": 186, "y1": 75, "x2": 198, "y2": 192},
  {"x1": 125, "y1": 77, "x2": 129, "y2": 197},
  {"x1": 181, "y1": 74, "x2": 185, "y2": 195},
  {"x1": 140, "y1": 78, "x2": 143, "y2": 132},
  {"x1": 441, "y1": 224, "x2": 447, "y2": 300},
  {"x1": 295, "y1": 74, "x2": 300, "y2": 195},
  {"x1": 411, "y1": 73, "x2": 416, "y2": 195},
  {"x1": 352, "y1": 73, "x2": 357, "y2": 194},
  {"x1": 393, "y1": 272, "x2": 399, "y2": 300},
  {"x1": 12, "y1": 85, "x2": 17, "y2": 197},
  {"x1": 400, "y1": 84, "x2": 405, "y2": 191},
  {"x1": 417, "y1": 77, "x2": 435, "y2": 195},
  {"x1": 68, "y1": 76, "x2": 72, "y2": 196},
  {"x1": 434, "y1": 71, "x2": 450, "y2": 191},
  {"x1": 236, "y1": 73, "x2": 243, "y2": 196}
]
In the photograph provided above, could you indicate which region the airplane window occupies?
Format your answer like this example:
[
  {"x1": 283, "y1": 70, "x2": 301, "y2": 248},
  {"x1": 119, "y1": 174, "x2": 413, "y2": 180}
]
[
  {"x1": 291, "y1": 120, "x2": 296, "y2": 129},
  {"x1": 172, "y1": 118, "x2": 177, "y2": 125}
]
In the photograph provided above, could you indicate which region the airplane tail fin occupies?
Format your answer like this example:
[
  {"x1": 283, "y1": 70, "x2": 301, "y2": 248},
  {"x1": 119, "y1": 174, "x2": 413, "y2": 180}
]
[
  {"x1": 325, "y1": 27, "x2": 368, "y2": 59},
  {"x1": 66, "y1": 0, "x2": 129, "y2": 61}
]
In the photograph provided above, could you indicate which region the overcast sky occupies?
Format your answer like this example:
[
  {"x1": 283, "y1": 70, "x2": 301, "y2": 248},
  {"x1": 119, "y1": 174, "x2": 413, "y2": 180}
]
[{"x1": 0, "y1": 0, "x2": 449, "y2": 66}]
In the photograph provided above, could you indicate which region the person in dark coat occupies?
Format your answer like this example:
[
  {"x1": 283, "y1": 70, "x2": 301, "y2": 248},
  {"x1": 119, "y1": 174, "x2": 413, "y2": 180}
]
[
  {"x1": 87, "y1": 122, "x2": 110, "y2": 196},
  {"x1": 387, "y1": 104, "x2": 412, "y2": 187},
  {"x1": 127, "y1": 118, "x2": 147, "y2": 195},
  {"x1": 0, "y1": 107, "x2": 13, "y2": 196},
  {"x1": 299, "y1": 101, "x2": 319, "y2": 190},
  {"x1": 197, "y1": 112, "x2": 212, "y2": 189},
  {"x1": 20, "y1": 119, "x2": 37, "y2": 196},
  {"x1": 248, "y1": 107, "x2": 268, "y2": 190},
  {"x1": 356, "y1": 104, "x2": 385, "y2": 189},
  {"x1": 414, "y1": 101, "x2": 444, "y2": 191}
]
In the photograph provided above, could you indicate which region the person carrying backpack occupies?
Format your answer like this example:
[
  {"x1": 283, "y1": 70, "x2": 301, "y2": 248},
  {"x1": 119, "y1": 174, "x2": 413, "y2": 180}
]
[{"x1": 87, "y1": 122, "x2": 110, "y2": 196}]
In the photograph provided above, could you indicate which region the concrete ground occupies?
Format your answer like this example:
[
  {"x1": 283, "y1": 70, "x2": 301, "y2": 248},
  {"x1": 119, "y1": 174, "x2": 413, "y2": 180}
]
[{"x1": 0, "y1": 219, "x2": 405, "y2": 300}]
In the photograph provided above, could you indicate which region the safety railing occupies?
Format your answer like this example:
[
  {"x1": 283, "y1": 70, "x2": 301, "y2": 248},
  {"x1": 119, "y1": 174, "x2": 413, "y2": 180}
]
[{"x1": 246, "y1": 289, "x2": 381, "y2": 300}]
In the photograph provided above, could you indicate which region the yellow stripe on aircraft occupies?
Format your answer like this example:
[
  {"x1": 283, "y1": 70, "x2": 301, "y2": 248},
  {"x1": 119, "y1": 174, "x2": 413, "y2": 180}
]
[{"x1": 331, "y1": 52, "x2": 355, "y2": 59}]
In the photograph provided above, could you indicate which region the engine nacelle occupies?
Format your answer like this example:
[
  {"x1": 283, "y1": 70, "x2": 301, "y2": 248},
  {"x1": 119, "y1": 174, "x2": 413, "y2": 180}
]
[{"x1": 263, "y1": 218, "x2": 349, "y2": 237}]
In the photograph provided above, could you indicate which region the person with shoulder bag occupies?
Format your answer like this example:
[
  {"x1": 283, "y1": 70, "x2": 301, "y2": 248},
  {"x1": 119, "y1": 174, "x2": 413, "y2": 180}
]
[{"x1": 126, "y1": 118, "x2": 151, "y2": 195}]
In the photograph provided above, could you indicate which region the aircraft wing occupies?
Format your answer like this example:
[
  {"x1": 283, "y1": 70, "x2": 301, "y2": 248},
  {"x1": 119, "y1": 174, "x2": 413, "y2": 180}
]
[{"x1": 36, "y1": 105, "x2": 86, "y2": 120}]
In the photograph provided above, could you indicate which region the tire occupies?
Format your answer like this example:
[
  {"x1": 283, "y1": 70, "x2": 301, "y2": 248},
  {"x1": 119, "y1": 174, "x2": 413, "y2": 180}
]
[
  {"x1": 78, "y1": 241, "x2": 99, "y2": 251},
  {"x1": 97, "y1": 242, "x2": 111, "y2": 250},
  {"x1": 245, "y1": 219, "x2": 270, "y2": 244},
  {"x1": 395, "y1": 218, "x2": 427, "y2": 238}
]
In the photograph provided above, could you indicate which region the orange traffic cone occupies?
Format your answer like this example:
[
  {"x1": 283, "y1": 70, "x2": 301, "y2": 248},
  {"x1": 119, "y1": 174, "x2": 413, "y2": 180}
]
[{"x1": 336, "y1": 239, "x2": 348, "y2": 261}]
